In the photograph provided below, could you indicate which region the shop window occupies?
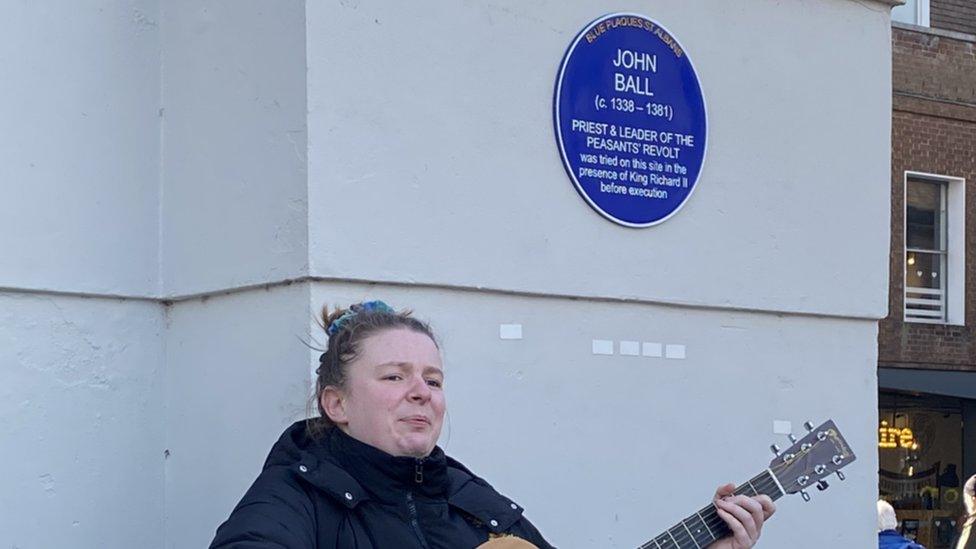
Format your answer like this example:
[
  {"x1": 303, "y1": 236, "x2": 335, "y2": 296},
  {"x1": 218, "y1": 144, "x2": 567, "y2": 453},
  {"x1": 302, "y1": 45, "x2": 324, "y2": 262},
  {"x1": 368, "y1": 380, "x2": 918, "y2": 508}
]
[
  {"x1": 892, "y1": 0, "x2": 930, "y2": 27},
  {"x1": 879, "y1": 391, "x2": 965, "y2": 548},
  {"x1": 904, "y1": 173, "x2": 965, "y2": 325}
]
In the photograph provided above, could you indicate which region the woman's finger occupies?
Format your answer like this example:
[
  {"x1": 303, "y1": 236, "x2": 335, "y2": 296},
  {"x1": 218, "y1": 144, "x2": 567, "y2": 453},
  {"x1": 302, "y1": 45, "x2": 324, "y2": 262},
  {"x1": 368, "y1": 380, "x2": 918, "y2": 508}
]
[
  {"x1": 734, "y1": 495, "x2": 764, "y2": 532},
  {"x1": 756, "y1": 494, "x2": 776, "y2": 520},
  {"x1": 713, "y1": 482, "x2": 736, "y2": 501},
  {"x1": 716, "y1": 497, "x2": 759, "y2": 542},
  {"x1": 715, "y1": 505, "x2": 753, "y2": 546}
]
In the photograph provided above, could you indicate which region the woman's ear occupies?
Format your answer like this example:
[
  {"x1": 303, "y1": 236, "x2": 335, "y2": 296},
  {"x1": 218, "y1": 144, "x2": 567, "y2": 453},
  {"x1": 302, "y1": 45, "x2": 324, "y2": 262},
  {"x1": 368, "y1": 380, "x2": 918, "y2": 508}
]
[{"x1": 321, "y1": 386, "x2": 349, "y2": 426}]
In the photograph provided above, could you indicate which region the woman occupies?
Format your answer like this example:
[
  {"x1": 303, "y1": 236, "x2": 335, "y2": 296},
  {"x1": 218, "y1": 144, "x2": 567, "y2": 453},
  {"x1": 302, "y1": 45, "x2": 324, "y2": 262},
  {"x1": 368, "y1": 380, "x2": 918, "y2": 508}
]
[
  {"x1": 210, "y1": 301, "x2": 775, "y2": 548},
  {"x1": 956, "y1": 474, "x2": 976, "y2": 549}
]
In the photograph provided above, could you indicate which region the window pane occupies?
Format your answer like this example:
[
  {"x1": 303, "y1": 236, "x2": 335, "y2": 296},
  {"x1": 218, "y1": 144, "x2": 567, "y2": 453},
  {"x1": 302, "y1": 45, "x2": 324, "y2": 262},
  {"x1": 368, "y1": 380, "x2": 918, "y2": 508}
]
[
  {"x1": 892, "y1": 0, "x2": 919, "y2": 25},
  {"x1": 905, "y1": 251, "x2": 943, "y2": 291},
  {"x1": 906, "y1": 179, "x2": 943, "y2": 251}
]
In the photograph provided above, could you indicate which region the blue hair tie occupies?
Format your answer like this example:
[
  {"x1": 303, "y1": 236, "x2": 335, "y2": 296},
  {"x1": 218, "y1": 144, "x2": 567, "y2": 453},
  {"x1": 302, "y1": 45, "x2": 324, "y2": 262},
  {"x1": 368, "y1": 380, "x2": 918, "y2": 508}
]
[{"x1": 326, "y1": 300, "x2": 395, "y2": 337}]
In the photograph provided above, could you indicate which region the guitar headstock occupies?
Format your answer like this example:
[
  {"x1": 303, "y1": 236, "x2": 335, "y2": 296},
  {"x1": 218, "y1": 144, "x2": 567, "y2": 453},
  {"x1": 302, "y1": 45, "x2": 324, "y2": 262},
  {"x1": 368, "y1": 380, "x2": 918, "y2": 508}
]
[{"x1": 768, "y1": 420, "x2": 856, "y2": 501}]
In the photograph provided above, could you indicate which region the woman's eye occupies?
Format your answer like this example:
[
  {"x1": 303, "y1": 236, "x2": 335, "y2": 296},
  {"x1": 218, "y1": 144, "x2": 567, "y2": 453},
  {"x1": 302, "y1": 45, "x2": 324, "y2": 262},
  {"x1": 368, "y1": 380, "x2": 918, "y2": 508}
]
[
  {"x1": 383, "y1": 375, "x2": 403, "y2": 381},
  {"x1": 426, "y1": 379, "x2": 442, "y2": 388}
]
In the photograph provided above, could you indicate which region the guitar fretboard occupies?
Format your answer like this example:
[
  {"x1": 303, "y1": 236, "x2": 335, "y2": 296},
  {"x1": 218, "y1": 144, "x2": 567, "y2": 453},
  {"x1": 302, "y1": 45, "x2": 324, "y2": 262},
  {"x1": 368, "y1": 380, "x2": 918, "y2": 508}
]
[{"x1": 637, "y1": 469, "x2": 784, "y2": 549}]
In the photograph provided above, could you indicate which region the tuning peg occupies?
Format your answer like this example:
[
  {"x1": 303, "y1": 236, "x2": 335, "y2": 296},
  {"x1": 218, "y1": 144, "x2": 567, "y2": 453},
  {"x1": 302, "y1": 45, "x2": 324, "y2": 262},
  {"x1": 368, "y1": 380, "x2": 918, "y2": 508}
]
[
  {"x1": 799, "y1": 490, "x2": 811, "y2": 502},
  {"x1": 836, "y1": 471, "x2": 846, "y2": 481},
  {"x1": 770, "y1": 444, "x2": 781, "y2": 456},
  {"x1": 787, "y1": 434, "x2": 798, "y2": 443},
  {"x1": 816, "y1": 480, "x2": 829, "y2": 491},
  {"x1": 804, "y1": 421, "x2": 815, "y2": 431}
]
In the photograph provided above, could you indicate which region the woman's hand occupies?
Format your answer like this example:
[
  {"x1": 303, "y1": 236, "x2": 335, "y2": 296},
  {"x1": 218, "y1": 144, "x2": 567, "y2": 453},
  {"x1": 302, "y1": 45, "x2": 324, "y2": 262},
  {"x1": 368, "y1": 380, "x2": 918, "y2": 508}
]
[{"x1": 709, "y1": 483, "x2": 776, "y2": 549}]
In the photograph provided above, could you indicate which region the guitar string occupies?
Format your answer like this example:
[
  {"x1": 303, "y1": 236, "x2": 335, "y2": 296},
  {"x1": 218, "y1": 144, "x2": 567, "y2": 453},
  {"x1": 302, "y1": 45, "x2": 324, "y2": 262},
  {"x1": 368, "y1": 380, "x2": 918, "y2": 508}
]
[
  {"x1": 642, "y1": 450, "x2": 839, "y2": 549},
  {"x1": 638, "y1": 429, "x2": 847, "y2": 549},
  {"x1": 646, "y1": 467, "x2": 823, "y2": 549},
  {"x1": 645, "y1": 473, "x2": 774, "y2": 549},
  {"x1": 676, "y1": 466, "x2": 788, "y2": 539},
  {"x1": 650, "y1": 470, "x2": 779, "y2": 546}
]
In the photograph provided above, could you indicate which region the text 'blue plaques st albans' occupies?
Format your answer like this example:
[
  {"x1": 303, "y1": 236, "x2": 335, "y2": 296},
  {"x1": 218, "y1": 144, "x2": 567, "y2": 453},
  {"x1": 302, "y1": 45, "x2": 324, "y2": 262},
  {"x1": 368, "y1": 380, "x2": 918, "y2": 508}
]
[{"x1": 554, "y1": 13, "x2": 707, "y2": 227}]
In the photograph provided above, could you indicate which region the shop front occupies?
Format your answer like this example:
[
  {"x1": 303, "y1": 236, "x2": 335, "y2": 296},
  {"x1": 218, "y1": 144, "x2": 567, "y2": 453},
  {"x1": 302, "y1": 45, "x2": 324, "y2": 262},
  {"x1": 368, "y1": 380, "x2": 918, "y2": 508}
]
[{"x1": 879, "y1": 368, "x2": 976, "y2": 548}]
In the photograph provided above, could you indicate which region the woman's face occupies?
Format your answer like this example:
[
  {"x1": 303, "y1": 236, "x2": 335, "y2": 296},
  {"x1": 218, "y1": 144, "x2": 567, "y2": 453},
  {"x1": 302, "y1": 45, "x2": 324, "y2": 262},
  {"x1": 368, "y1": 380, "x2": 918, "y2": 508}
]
[{"x1": 324, "y1": 328, "x2": 446, "y2": 458}]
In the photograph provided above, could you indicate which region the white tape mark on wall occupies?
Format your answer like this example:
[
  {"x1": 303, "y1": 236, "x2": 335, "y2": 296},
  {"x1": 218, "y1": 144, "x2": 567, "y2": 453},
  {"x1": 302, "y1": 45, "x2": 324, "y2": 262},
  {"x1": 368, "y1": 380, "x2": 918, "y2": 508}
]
[
  {"x1": 642, "y1": 342, "x2": 663, "y2": 357},
  {"x1": 665, "y1": 344, "x2": 686, "y2": 359},
  {"x1": 499, "y1": 324, "x2": 523, "y2": 340},
  {"x1": 592, "y1": 339, "x2": 614, "y2": 355},
  {"x1": 619, "y1": 341, "x2": 640, "y2": 356}
]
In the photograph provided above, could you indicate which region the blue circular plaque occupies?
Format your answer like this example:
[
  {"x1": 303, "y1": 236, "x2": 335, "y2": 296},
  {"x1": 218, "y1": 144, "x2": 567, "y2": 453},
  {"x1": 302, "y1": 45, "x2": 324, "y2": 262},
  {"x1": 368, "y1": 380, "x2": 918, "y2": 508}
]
[{"x1": 554, "y1": 13, "x2": 707, "y2": 227}]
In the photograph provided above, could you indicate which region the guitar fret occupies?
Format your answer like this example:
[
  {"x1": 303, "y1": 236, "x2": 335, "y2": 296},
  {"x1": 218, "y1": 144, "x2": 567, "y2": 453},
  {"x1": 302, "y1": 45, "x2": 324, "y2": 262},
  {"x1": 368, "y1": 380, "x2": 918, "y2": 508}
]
[
  {"x1": 674, "y1": 524, "x2": 700, "y2": 549},
  {"x1": 637, "y1": 469, "x2": 790, "y2": 549},
  {"x1": 684, "y1": 513, "x2": 715, "y2": 548},
  {"x1": 695, "y1": 511, "x2": 716, "y2": 539},
  {"x1": 639, "y1": 536, "x2": 665, "y2": 549},
  {"x1": 758, "y1": 471, "x2": 777, "y2": 497},
  {"x1": 702, "y1": 508, "x2": 725, "y2": 534},
  {"x1": 764, "y1": 468, "x2": 786, "y2": 499},
  {"x1": 679, "y1": 521, "x2": 702, "y2": 549},
  {"x1": 648, "y1": 533, "x2": 671, "y2": 548},
  {"x1": 636, "y1": 420, "x2": 855, "y2": 549}
]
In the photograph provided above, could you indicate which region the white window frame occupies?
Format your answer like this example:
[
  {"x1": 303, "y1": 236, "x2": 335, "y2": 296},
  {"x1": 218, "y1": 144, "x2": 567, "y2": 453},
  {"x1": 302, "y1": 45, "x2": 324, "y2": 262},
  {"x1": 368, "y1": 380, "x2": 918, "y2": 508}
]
[
  {"x1": 892, "y1": 0, "x2": 931, "y2": 27},
  {"x1": 903, "y1": 171, "x2": 965, "y2": 325}
]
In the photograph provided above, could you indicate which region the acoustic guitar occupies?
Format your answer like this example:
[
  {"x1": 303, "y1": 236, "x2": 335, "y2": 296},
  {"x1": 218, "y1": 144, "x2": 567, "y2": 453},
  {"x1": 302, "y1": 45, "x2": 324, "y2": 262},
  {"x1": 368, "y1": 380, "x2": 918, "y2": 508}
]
[{"x1": 477, "y1": 419, "x2": 856, "y2": 549}]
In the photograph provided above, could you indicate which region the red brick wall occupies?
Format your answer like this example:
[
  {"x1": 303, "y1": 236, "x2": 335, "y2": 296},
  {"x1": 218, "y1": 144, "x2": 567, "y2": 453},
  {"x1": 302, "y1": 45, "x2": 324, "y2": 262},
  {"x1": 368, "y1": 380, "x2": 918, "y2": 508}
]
[
  {"x1": 932, "y1": 0, "x2": 976, "y2": 36},
  {"x1": 879, "y1": 28, "x2": 976, "y2": 371},
  {"x1": 892, "y1": 29, "x2": 976, "y2": 105}
]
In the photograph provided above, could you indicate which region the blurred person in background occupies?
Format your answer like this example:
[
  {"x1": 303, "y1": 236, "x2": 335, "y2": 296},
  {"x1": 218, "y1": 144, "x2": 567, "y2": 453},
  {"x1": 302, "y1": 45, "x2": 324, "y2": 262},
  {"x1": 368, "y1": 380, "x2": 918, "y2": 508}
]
[
  {"x1": 955, "y1": 474, "x2": 976, "y2": 549},
  {"x1": 878, "y1": 499, "x2": 925, "y2": 549}
]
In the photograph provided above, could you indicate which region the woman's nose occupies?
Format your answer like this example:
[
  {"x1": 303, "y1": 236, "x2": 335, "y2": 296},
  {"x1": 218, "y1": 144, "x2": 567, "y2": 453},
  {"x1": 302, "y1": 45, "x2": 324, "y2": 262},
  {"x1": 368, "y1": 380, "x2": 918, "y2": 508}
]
[{"x1": 407, "y1": 376, "x2": 431, "y2": 402}]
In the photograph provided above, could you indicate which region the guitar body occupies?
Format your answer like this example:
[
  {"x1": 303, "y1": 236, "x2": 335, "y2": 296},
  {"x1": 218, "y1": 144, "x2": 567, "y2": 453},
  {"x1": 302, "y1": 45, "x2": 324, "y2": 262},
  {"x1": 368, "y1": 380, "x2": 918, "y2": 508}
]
[{"x1": 476, "y1": 535, "x2": 539, "y2": 549}]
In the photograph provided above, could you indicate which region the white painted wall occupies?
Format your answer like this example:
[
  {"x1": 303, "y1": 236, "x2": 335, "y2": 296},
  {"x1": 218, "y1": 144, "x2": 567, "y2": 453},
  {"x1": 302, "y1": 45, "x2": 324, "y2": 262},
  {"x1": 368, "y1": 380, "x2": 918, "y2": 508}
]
[
  {"x1": 290, "y1": 0, "x2": 889, "y2": 547},
  {"x1": 164, "y1": 283, "x2": 313, "y2": 549},
  {"x1": 160, "y1": 0, "x2": 308, "y2": 297},
  {"x1": 0, "y1": 2, "x2": 166, "y2": 548},
  {"x1": 0, "y1": 1, "x2": 161, "y2": 296},
  {"x1": 306, "y1": 0, "x2": 892, "y2": 319},
  {"x1": 300, "y1": 282, "x2": 880, "y2": 548},
  {"x1": 0, "y1": 1, "x2": 894, "y2": 547},
  {"x1": 0, "y1": 293, "x2": 165, "y2": 548}
]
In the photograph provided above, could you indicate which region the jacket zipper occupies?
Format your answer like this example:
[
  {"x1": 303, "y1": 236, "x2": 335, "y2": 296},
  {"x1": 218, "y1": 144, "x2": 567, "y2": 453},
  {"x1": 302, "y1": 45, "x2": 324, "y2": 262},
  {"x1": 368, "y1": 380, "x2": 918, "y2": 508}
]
[
  {"x1": 405, "y1": 491, "x2": 432, "y2": 549},
  {"x1": 414, "y1": 458, "x2": 424, "y2": 484}
]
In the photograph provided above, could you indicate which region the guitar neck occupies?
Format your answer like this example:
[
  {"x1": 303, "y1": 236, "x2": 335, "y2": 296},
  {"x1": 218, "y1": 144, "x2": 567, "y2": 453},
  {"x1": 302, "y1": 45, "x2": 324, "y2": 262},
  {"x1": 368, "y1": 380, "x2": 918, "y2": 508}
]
[{"x1": 637, "y1": 469, "x2": 785, "y2": 549}]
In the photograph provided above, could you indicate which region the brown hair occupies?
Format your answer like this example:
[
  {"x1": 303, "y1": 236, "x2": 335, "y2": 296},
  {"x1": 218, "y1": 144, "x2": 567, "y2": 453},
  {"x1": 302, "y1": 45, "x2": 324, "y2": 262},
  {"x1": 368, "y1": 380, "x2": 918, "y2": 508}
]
[{"x1": 307, "y1": 302, "x2": 438, "y2": 439}]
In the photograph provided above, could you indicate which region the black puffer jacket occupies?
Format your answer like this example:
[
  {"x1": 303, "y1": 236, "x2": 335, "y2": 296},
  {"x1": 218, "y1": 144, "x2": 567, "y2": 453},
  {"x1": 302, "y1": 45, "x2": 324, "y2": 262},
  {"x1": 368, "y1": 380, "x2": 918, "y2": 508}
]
[{"x1": 210, "y1": 421, "x2": 555, "y2": 548}]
